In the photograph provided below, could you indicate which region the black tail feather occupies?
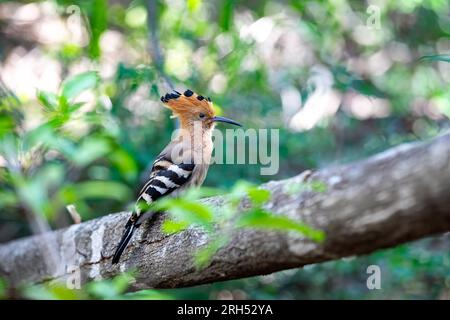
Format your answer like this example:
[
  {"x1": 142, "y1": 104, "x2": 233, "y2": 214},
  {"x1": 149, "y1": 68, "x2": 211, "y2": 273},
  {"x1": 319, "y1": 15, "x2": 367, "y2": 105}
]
[{"x1": 112, "y1": 221, "x2": 137, "y2": 264}]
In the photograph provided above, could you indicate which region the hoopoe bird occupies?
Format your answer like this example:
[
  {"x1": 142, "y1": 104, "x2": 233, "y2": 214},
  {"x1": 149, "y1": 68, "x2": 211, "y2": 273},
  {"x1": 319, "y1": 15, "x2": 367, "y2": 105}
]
[{"x1": 112, "y1": 89, "x2": 241, "y2": 264}]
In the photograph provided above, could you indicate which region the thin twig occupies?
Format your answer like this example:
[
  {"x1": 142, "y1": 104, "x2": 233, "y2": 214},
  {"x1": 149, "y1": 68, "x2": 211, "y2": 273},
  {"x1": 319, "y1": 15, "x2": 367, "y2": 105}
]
[{"x1": 67, "y1": 204, "x2": 82, "y2": 224}]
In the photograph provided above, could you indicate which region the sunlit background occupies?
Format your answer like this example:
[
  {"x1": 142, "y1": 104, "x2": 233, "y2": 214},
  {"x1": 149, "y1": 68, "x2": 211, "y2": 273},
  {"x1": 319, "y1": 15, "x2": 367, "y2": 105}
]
[{"x1": 1, "y1": 0, "x2": 450, "y2": 299}]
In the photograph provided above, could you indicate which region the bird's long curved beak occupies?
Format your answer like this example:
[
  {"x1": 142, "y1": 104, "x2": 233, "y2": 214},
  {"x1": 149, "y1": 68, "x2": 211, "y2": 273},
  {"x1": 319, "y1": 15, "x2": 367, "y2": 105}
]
[{"x1": 212, "y1": 116, "x2": 242, "y2": 127}]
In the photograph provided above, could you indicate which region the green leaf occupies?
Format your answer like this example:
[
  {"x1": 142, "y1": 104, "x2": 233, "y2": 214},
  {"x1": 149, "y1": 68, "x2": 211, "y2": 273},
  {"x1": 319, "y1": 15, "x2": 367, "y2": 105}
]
[
  {"x1": 22, "y1": 123, "x2": 54, "y2": 150},
  {"x1": 219, "y1": 0, "x2": 234, "y2": 31},
  {"x1": 247, "y1": 187, "x2": 271, "y2": 206},
  {"x1": 161, "y1": 219, "x2": 190, "y2": 235},
  {"x1": 124, "y1": 289, "x2": 173, "y2": 300},
  {"x1": 59, "y1": 43, "x2": 82, "y2": 61},
  {"x1": 11, "y1": 164, "x2": 64, "y2": 220},
  {"x1": 187, "y1": 0, "x2": 202, "y2": 12},
  {"x1": 87, "y1": 272, "x2": 134, "y2": 299},
  {"x1": 0, "y1": 116, "x2": 14, "y2": 138},
  {"x1": 310, "y1": 181, "x2": 327, "y2": 193},
  {"x1": 419, "y1": 54, "x2": 450, "y2": 63},
  {"x1": 174, "y1": 200, "x2": 214, "y2": 224},
  {"x1": 22, "y1": 282, "x2": 84, "y2": 300},
  {"x1": 0, "y1": 190, "x2": 17, "y2": 208},
  {"x1": 236, "y1": 209, "x2": 325, "y2": 242},
  {"x1": 37, "y1": 90, "x2": 58, "y2": 111},
  {"x1": 154, "y1": 198, "x2": 214, "y2": 226},
  {"x1": 22, "y1": 285, "x2": 58, "y2": 300},
  {"x1": 22, "y1": 123, "x2": 77, "y2": 159},
  {"x1": 0, "y1": 278, "x2": 7, "y2": 299},
  {"x1": 228, "y1": 180, "x2": 254, "y2": 204},
  {"x1": 87, "y1": 0, "x2": 108, "y2": 59},
  {"x1": 72, "y1": 137, "x2": 111, "y2": 166},
  {"x1": 110, "y1": 149, "x2": 138, "y2": 182},
  {"x1": 58, "y1": 95, "x2": 69, "y2": 113},
  {"x1": 61, "y1": 71, "x2": 99, "y2": 101},
  {"x1": 87, "y1": 281, "x2": 119, "y2": 299},
  {"x1": 351, "y1": 79, "x2": 385, "y2": 98},
  {"x1": 35, "y1": 163, "x2": 65, "y2": 191},
  {"x1": 67, "y1": 181, "x2": 131, "y2": 202},
  {"x1": 68, "y1": 102, "x2": 85, "y2": 113}
]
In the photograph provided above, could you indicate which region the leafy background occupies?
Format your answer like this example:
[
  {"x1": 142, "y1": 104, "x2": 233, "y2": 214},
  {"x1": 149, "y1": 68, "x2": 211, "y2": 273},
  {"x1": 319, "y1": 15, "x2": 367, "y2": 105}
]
[{"x1": 0, "y1": 0, "x2": 449, "y2": 299}]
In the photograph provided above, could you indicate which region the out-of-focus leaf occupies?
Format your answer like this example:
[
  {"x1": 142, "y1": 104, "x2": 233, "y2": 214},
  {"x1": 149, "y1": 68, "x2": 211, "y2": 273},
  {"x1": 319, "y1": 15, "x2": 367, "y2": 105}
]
[
  {"x1": 50, "y1": 137, "x2": 77, "y2": 159},
  {"x1": 58, "y1": 95, "x2": 69, "y2": 113},
  {"x1": 87, "y1": 281, "x2": 118, "y2": 299},
  {"x1": 23, "y1": 123, "x2": 78, "y2": 158},
  {"x1": 0, "y1": 116, "x2": 14, "y2": 138},
  {"x1": 72, "y1": 137, "x2": 111, "y2": 166},
  {"x1": 227, "y1": 180, "x2": 254, "y2": 204},
  {"x1": 13, "y1": 164, "x2": 64, "y2": 220},
  {"x1": 37, "y1": 90, "x2": 58, "y2": 111},
  {"x1": 13, "y1": 175, "x2": 48, "y2": 219},
  {"x1": 61, "y1": 71, "x2": 99, "y2": 101},
  {"x1": 247, "y1": 187, "x2": 271, "y2": 206},
  {"x1": 110, "y1": 149, "x2": 138, "y2": 182},
  {"x1": 22, "y1": 123, "x2": 53, "y2": 151},
  {"x1": 0, "y1": 278, "x2": 6, "y2": 299},
  {"x1": 124, "y1": 289, "x2": 173, "y2": 300},
  {"x1": 154, "y1": 198, "x2": 214, "y2": 226},
  {"x1": 68, "y1": 102, "x2": 84, "y2": 113},
  {"x1": 150, "y1": 83, "x2": 159, "y2": 97},
  {"x1": 419, "y1": 54, "x2": 450, "y2": 63},
  {"x1": 59, "y1": 43, "x2": 82, "y2": 61},
  {"x1": 0, "y1": 190, "x2": 17, "y2": 208},
  {"x1": 22, "y1": 285, "x2": 57, "y2": 300},
  {"x1": 35, "y1": 163, "x2": 65, "y2": 191},
  {"x1": 351, "y1": 79, "x2": 385, "y2": 98},
  {"x1": 22, "y1": 283, "x2": 83, "y2": 300},
  {"x1": 236, "y1": 209, "x2": 325, "y2": 242},
  {"x1": 87, "y1": 0, "x2": 108, "y2": 59},
  {"x1": 187, "y1": 0, "x2": 202, "y2": 12},
  {"x1": 49, "y1": 286, "x2": 81, "y2": 300},
  {"x1": 219, "y1": 0, "x2": 234, "y2": 31},
  {"x1": 87, "y1": 272, "x2": 134, "y2": 299},
  {"x1": 172, "y1": 200, "x2": 214, "y2": 224},
  {"x1": 67, "y1": 181, "x2": 131, "y2": 202},
  {"x1": 87, "y1": 165, "x2": 110, "y2": 180},
  {"x1": 310, "y1": 181, "x2": 327, "y2": 193},
  {"x1": 161, "y1": 219, "x2": 190, "y2": 235}
]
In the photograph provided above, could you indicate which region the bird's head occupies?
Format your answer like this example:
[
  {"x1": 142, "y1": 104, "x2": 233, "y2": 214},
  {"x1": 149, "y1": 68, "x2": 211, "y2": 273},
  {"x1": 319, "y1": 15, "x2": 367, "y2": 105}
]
[{"x1": 160, "y1": 89, "x2": 241, "y2": 130}]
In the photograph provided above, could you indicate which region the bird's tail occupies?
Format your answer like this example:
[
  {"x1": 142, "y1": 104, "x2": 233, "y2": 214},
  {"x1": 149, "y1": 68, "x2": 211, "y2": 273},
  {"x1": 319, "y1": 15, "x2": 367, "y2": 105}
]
[{"x1": 112, "y1": 219, "x2": 138, "y2": 264}]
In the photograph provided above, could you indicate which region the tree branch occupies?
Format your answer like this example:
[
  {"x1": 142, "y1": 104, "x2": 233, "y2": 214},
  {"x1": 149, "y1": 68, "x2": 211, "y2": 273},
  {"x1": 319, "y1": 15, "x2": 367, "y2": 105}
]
[
  {"x1": 145, "y1": 0, "x2": 174, "y2": 91},
  {"x1": 1, "y1": 133, "x2": 450, "y2": 289}
]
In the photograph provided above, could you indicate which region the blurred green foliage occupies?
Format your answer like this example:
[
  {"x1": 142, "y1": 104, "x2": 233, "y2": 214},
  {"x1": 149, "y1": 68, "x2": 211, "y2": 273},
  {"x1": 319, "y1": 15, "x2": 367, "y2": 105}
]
[
  {"x1": 20, "y1": 271, "x2": 171, "y2": 300},
  {"x1": 0, "y1": 0, "x2": 449, "y2": 299},
  {"x1": 137, "y1": 180, "x2": 324, "y2": 269}
]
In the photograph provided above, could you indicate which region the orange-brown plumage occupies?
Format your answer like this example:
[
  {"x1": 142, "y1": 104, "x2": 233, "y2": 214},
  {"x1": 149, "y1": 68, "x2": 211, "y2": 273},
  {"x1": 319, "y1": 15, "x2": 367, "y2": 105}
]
[
  {"x1": 112, "y1": 88, "x2": 241, "y2": 264},
  {"x1": 161, "y1": 89, "x2": 215, "y2": 128}
]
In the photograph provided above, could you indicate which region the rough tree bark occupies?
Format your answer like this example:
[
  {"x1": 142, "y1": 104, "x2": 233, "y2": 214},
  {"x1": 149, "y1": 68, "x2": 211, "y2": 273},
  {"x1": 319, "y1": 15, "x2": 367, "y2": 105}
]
[{"x1": 1, "y1": 133, "x2": 450, "y2": 290}]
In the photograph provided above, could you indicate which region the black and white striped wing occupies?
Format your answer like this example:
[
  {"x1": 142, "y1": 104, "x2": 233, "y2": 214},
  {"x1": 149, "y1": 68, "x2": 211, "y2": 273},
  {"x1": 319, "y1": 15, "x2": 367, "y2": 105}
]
[
  {"x1": 113, "y1": 157, "x2": 194, "y2": 264},
  {"x1": 135, "y1": 157, "x2": 194, "y2": 214}
]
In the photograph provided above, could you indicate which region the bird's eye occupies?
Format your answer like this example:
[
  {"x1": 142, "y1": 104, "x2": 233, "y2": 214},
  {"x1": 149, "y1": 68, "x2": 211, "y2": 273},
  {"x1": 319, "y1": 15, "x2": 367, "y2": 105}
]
[{"x1": 199, "y1": 113, "x2": 206, "y2": 119}]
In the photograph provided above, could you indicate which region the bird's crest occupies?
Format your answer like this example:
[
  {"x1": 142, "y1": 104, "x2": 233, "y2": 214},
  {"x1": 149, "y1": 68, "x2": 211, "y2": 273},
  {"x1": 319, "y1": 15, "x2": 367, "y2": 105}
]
[{"x1": 160, "y1": 89, "x2": 215, "y2": 119}]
